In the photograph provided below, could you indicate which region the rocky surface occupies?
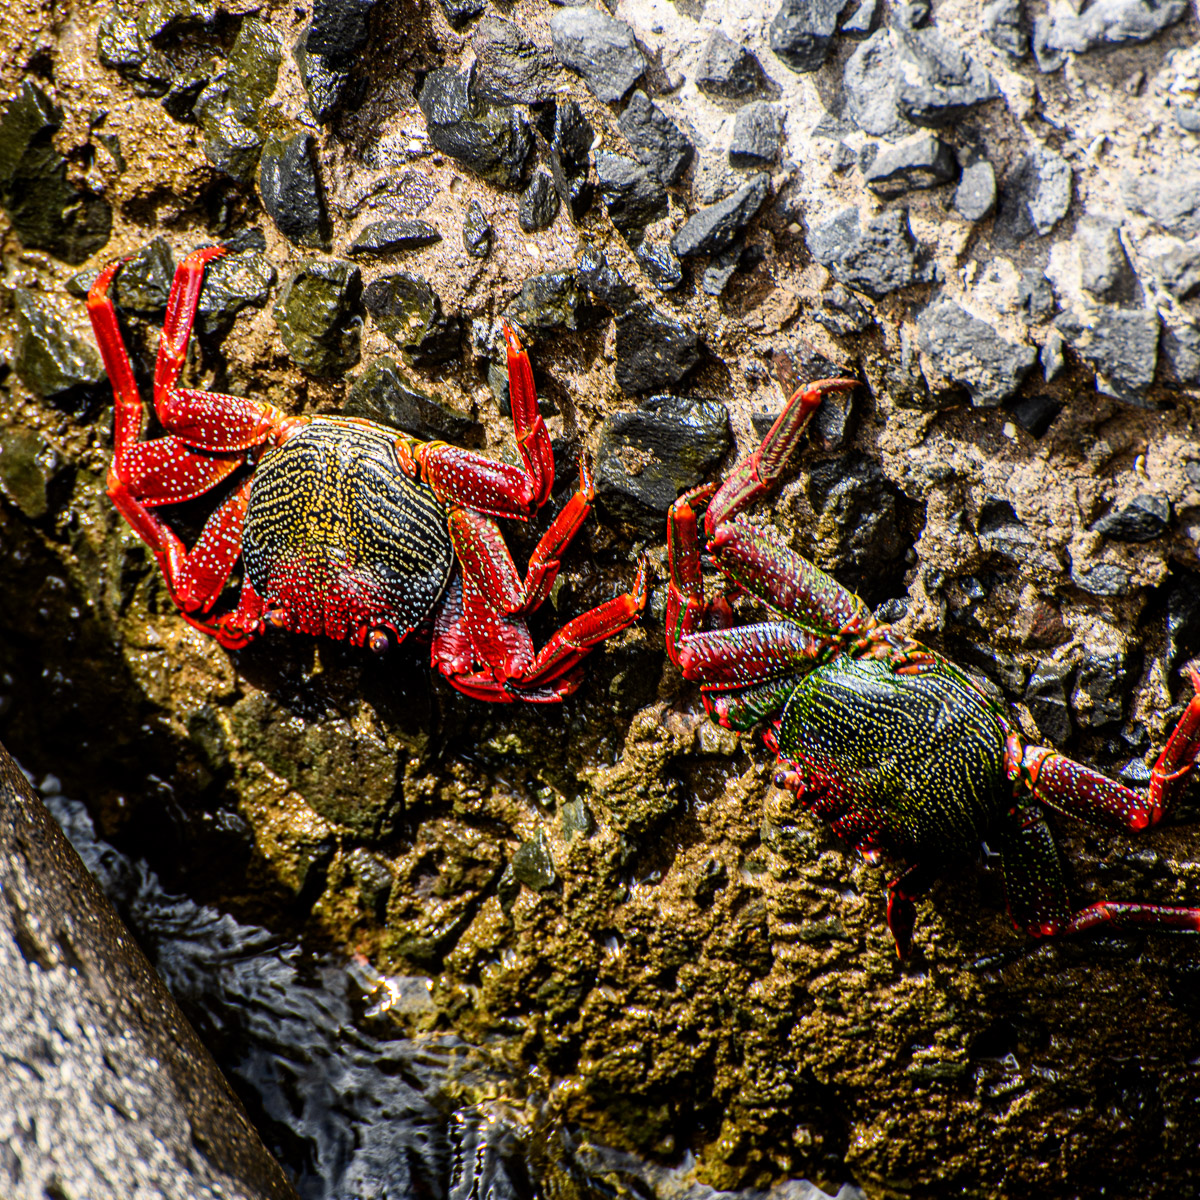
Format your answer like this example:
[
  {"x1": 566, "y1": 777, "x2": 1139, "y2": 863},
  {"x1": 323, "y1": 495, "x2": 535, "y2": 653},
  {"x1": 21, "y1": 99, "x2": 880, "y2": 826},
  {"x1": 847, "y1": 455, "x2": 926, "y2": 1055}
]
[{"x1": 2, "y1": 0, "x2": 1200, "y2": 1195}]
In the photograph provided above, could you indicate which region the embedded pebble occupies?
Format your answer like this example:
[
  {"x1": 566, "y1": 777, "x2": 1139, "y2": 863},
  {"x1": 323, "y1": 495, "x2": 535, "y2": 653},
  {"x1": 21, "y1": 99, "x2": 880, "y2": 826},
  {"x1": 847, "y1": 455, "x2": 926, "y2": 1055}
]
[
  {"x1": 618, "y1": 92, "x2": 693, "y2": 186},
  {"x1": 1091, "y1": 494, "x2": 1172, "y2": 542},
  {"x1": 550, "y1": 7, "x2": 646, "y2": 103},
  {"x1": 462, "y1": 200, "x2": 493, "y2": 258},
  {"x1": 112, "y1": 237, "x2": 174, "y2": 317},
  {"x1": 671, "y1": 173, "x2": 769, "y2": 257},
  {"x1": 518, "y1": 169, "x2": 561, "y2": 233},
  {"x1": 815, "y1": 284, "x2": 872, "y2": 335},
  {"x1": 863, "y1": 131, "x2": 957, "y2": 198},
  {"x1": 808, "y1": 207, "x2": 932, "y2": 297},
  {"x1": 994, "y1": 148, "x2": 1073, "y2": 244},
  {"x1": 729, "y1": 103, "x2": 785, "y2": 169},
  {"x1": 893, "y1": 20, "x2": 999, "y2": 126},
  {"x1": 696, "y1": 31, "x2": 764, "y2": 98},
  {"x1": 1077, "y1": 217, "x2": 1136, "y2": 302},
  {"x1": 614, "y1": 303, "x2": 702, "y2": 393},
  {"x1": 769, "y1": 0, "x2": 851, "y2": 74},
  {"x1": 1054, "y1": 306, "x2": 1160, "y2": 405},
  {"x1": 346, "y1": 358, "x2": 480, "y2": 443},
  {"x1": 11, "y1": 290, "x2": 107, "y2": 409},
  {"x1": 1034, "y1": 0, "x2": 1189, "y2": 72},
  {"x1": 953, "y1": 158, "x2": 996, "y2": 221},
  {"x1": 637, "y1": 241, "x2": 684, "y2": 292},
  {"x1": 473, "y1": 17, "x2": 559, "y2": 104},
  {"x1": 983, "y1": 0, "x2": 1028, "y2": 56},
  {"x1": 362, "y1": 272, "x2": 460, "y2": 367},
  {"x1": 273, "y1": 259, "x2": 362, "y2": 376},
  {"x1": 259, "y1": 132, "x2": 329, "y2": 249},
  {"x1": 917, "y1": 298, "x2": 1037, "y2": 406},
  {"x1": 596, "y1": 152, "x2": 668, "y2": 241}
]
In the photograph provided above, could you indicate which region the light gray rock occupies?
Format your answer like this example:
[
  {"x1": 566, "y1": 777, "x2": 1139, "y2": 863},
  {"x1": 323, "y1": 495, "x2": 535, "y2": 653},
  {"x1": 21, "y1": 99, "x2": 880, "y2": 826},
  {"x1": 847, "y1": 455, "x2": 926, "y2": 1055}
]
[
  {"x1": 863, "y1": 131, "x2": 957, "y2": 198},
  {"x1": 982, "y1": 0, "x2": 1028, "y2": 57},
  {"x1": 954, "y1": 158, "x2": 997, "y2": 220},
  {"x1": 1055, "y1": 306, "x2": 1160, "y2": 405},
  {"x1": 1121, "y1": 170, "x2": 1200, "y2": 239},
  {"x1": 994, "y1": 147, "x2": 1073, "y2": 244},
  {"x1": 808, "y1": 206, "x2": 933, "y2": 298},
  {"x1": 1162, "y1": 322, "x2": 1200, "y2": 384},
  {"x1": 1146, "y1": 237, "x2": 1200, "y2": 299},
  {"x1": 917, "y1": 297, "x2": 1037, "y2": 405},
  {"x1": 893, "y1": 21, "x2": 1000, "y2": 127},
  {"x1": 1033, "y1": 0, "x2": 1189, "y2": 72},
  {"x1": 729, "y1": 102, "x2": 785, "y2": 168},
  {"x1": 696, "y1": 30, "x2": 764, "y2": 98},
  {"x1": 1078, "y1": 217, "x2": 1136, "y2": 301},
  {"x1": 843, "y1": 29, "x2": 917, "y2": 140}
]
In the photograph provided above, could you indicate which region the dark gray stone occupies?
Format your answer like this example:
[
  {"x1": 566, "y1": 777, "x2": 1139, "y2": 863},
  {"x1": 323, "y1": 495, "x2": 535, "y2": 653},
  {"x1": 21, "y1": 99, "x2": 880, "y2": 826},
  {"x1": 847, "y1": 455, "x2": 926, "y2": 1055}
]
[
  {"x1": 1091, "y1": 494, "x2": 1171, "y2": 542},
  {"x1": 307, "y1": 0, "x2": 377, "y2": 59},
  {"x1": 577, "y1": 246, "x2": 638, "y2": 309},
  {"x1": 893, "y1": 21, "x2": 999, "y2": 127},
  {"x1": 843, "y1": 29, "x2": 916, "y2": 140},
  {"x1": 917, "y1": 298, "x2": 1037, "y2": 406},
  {"x1": 259, "y1": 132, "x2": 328, "y2": 249},
  {"x1": 614, "y1": 302, "x2": 702, "y2": 393},
  {"x1": 11, "y1": 290, "x2": 106, "y2": 410},
  {"x1": 196, "y1": 246, "x2": 276, "y2": 337},
  {"x1": 473, "y1": 16, "x2": 558, "y2": 103},
  {"x1": 815, "y1": 283, "x2": 872, "y2": 335},
  {"x1": 112, "y1": 236, "x2": 175, "y2": 317},
  {"x1": 505, "y1": 271, "x2": 582, "y2": 333},
  {"x1": 808, "y1": 206, "x2": 932, "y2": 298},
  {"x1": 976, "y1": 498, "x2": 1061, "y2": 571},
  {"x1": 462, "y1": 199, "x2": 493, "y2": 258},
  {"x1": 1007, "y1": 391, "x2": 1062, "y2": 437},
  {"x1": 416, "y1": 67, "x2": 532, "y2": 190},
  {"x1": 671, "y1": 173, "x2": 769, "y2": 257},
  {"x1": 596, "y1": 152, "x2": 668, "y2": 241},
  {"x1": 362, "y1": 272, "x2": 460, "y2": 368},
  {"x1": 769, "y1": 0, "x2": 851, "y2": 73},
  {"x1": 1147, "y1": 238, "x2": 1200, "y2": 300},
  {"x1": 293, "y1": 37, "x2": 353, "y2": 124},
  {"x1": 518, "y1": 169, "x2": 561, "y2": 233},
  {"x1": 618, "y1": 91, "x2": 693, "y2": 186},
  {"x1": 983, "y1": 0, "x2": 1029, "y2": 57},
  {"x1": 637, "y1": 240, "x2": 684, "y2": 291},
  {"x1": 550, "y1": 7, "x2": 646, "y2": 102},
  {"x1": 1025, "y1": 660, "x2": 1073, "y2": 743},
  {"x1": 1017, "y1": 267, "x2": 1057, "y2": 324},
  {"x1": 696, "y1": 30, "x2": 764, "y2": 98},
  {"x1": 1054, "y1": 306, "x2": 1159, "y2": 405},
  {"x1": 512, "y1": 829, "x2": 557, "y2": 892},
  {"x1": 1071, "y1": 561, "x2": 1132, "y2": 596},
  {"x1": 729, "y1": 102, "x2": 785, "y2": 169},
  {"x1": 437, "y1": 0, "x2": 485, "y2": 28},
  {"x1": 994, "y1": 148, "x2": 1073, "y2": 244},
  {"x1": 595, "y1": 393, "x2": 731, "y2": 532},
  {"x1": 863, "y1": 131, "x2": 956, "y2": 198},
  {"x1": 1073, "y1": 652, "x2": 1131, "y2": 728},
  {"x1": 701, "y1": 242, "x2": 743, "y2": 295},
  {"x1": 345, "y1": 357, "x2": 479, "y2": 443},
  {"x1": 348, "y1": 219, "x2": 441, "y2": 255},
  {"x1": 543, "y1": 100, "x2": 594, "y2": 222},
  {"x1": 1174, "y1": 106, "x2": 1200, "y2": 134},
  {"x1": 1162, "y1": 322, "x2": 1200, "y2": 384},
  {"x1": 0, "y1": 425, "x2": 70, "y2": 520},
  {"x1": 0, "y1": 81, "x2": 112, "y2": 264},
  {"x1": 1034, "y1": 0, "x2": 1188, "y2": 72},
  {"x1": 1121, "y1": 170, "x2": 1200, "y2": 239},
  {"x1": 96, "y1": 9, "x2": 174, "y2": 97},
  {"x1": 954, "y1": 158, "x2": 996, "y2": 220},
  {"x1": 1078, "y1": 217, "x2": 1136, "y2": 301},
  {"x1": 273, "y1": 259, "x2": 362, "y2": 376},
  {"x1": 0, "y1": 745, "x2": 297, "y2": 1200}
]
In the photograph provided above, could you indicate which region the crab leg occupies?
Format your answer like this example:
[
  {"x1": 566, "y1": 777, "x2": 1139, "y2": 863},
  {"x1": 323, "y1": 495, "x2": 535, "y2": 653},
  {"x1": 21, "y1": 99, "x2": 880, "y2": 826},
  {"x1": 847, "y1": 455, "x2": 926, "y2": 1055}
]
[{"x1": 153, "y1": 245, "x2": 225, "y2": 408}]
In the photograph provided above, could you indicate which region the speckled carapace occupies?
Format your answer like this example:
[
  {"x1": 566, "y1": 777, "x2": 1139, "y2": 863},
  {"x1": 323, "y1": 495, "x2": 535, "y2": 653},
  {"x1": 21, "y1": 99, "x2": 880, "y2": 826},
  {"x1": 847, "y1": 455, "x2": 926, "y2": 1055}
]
[
  {"x1": 666, "y1": 372, "x2": 1200, "y2": 956},
  {"x1": 87, "y1": 245, "x2": 646, "y2": 703}
]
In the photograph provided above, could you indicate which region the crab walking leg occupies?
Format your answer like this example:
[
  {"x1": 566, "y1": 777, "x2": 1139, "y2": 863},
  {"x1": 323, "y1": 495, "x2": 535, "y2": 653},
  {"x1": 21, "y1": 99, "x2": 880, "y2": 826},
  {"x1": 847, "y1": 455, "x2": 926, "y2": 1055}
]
[
  {"x1": 154, "y1": 245, "x2": 226, "y2": 407},
  {"x1": 705, "y1": 377, "x2": 858, "y2": 532},
  {"x1": 677, "y1": 623, "x2": 833, "y2": 689},
  {"x1": 666, "y1": 483, "x2": 717, "y2": 666},
  {"x1": 1010, "y1": 670, "x2": 1200, "y2": 831},
  {"x1": 503, "y1": 322, "x2": 554, "y2": 508},
  {"x1": 518, "y1": 459, "x2": 597, "y2": 613}
]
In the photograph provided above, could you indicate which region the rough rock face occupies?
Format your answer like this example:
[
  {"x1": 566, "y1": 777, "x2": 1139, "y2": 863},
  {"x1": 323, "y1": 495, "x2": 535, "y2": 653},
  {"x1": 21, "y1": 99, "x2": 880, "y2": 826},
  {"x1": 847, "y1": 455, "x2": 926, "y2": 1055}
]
[{"x1": 2, "y1": 0, "x2": 1200, "y2": 1196}]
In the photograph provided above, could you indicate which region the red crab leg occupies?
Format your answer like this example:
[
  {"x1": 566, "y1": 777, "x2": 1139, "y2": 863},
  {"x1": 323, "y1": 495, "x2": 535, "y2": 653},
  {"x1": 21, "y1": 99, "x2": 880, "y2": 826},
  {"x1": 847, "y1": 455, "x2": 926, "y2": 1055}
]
[
  {"x1": 676, "y1": 622, "x2": 831, "y2": 688},
  {"x1": 504, "y1": 321, "x2": 554, "y2": 508},
  {"x1": 704, "y1": 376, "x2": 857, "y2": 533},
  {"x1": 154, "y1": 245, "x2": 225, "y2": 410},
  {"x1": 666, "y1": 483, "x2": 717, "y2": 666}
]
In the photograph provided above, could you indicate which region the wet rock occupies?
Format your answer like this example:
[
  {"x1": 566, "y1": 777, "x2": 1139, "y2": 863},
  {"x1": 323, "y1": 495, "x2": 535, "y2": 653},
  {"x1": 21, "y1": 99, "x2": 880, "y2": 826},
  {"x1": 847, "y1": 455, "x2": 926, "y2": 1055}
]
[
  {"x1": 1091, "y1": 494, "x2": 1171, "y2": 541},
  {"x1": 1054, "y1": 307, "x2": 1159, "y2": 405},
  {"x1": 436, "y1": 0, "x2": 485, "y2": 30},
  {"x1": 954, "y1": 158, "x2": 997, "y2": 220},
  {"x1": 994, "y1": 148, "x2": 1073, "y2": 244},
  {"x1": 462, "y1": 200, "x2": 493, "y2": 258},
  {"x1": 96, "y1": 8, "x2": 175, "y2": 97},
  {"x1": 273, "y1": 259, "x2": 362, "y2": 377},
  {"x1": 11, "y1": 290, "x2": 106, "y2": 410},
  {"x1": 577, "y1": 246, "x2": 638, "y2": 310},
  {"x1": 1078, "y1": 217, "x2": 1136, "y2": 302},
  {"x1": 595, "y1": 394, "x2": 731, "y2": 532},
  {"x1": 1041, "y1": 329, "x2": 1066, "y2": 380},
  {"x1": 696, "y1": 30, "x2": 764, "y2": 98},
  {"x1": 550, "y1": 7, "x2": 646, "y2": 102},
  {"x1": 362, "y1": 272, "x2": 460, "y2": 368},
  {"x1": 473, "y1": 16, "x2": 558, "y2": 104},
  {"x1": 1034, "y1": 0, "x2": 1189, "y2": 72},
  {"x1": 843, "y1": 29, "x2": 916, "y2": 140},
  {"x1": 505, "y1": 271, "x2": 582, "y2": 333},
  {"x1": 518, "y1": 169, "x2": 561, "y2": 233},
  {"x1": 1120, "y1": 170, "x2": 1200, "y2": 240},
  {"x1": 671, "y1": 173, "x2": 769, "y2": 258},
  {"x1": 0, "y1": 748, "x2": 297, "y2": 1200},
  {"x1": 983, "y1": 0, "x2": 1029, "y2": 57},
  {"x1": 637, "y1": 240, "x2": 683, "y2": 292},
  {"x1": 196, "y1": 246, "x2": 276, "y2": 336},
  {"x1": 542, "y1": 99, "x2": 594, "y2": 222},
  {"x1": 345, "y1": 357, "x2": 479, "y2": 443},
  {"x1": 196, "y1": 19, "x2": 283, "y2": 184},
  {"x1": 815, "y1": 283, "x2": 872, "y2": 335},
  {"x1": 729, "y1": 102, "x2": 784, "y2": 169},
  {"x1": 1162, "y1": 322, "x2": 1200, "y2": 384},
  {"x1": 512, "y1": 829, "x2": 556, "y2": 892},
  {"x1": 1072, "y1": 561, "x2": 1132, "y2": 596},
  {"x1": 893, "y1": 21, "x2": 999, "y2": 126},
  {"x1": 416, "y1": 67, "x2": 532, "y2": 190},
  {"x1": 0, "y1": 427, "x2": 69, "y2": 520},
  {"x1": 294, "y1": 0, "x2": 375, "y2": 127},
  {"x1": 293, "y1": 38, "x2": 352, "y2": 125},
  {"x1": 561, "y1": 798, "x2": 595, "y2": 840},
  {"x1": 804, "y1": 453, "x2": 905, "y2": 593},
  {"x1": 768, "y1": 0, "x2": 850, "y2": 73},
  {"x1": 113, "y1": 236, "x2": 175, "y2": 317},
  {"x1": 596, "y1": 152, "x2": 668, "y2": 241},
  {"x1": 1017, "y1": 267, "x2": 1057, "y2": 325},
  {"x1": 259, "y1": 132, "x2": 328, "y2": 249},
  {"x1": 348, "y1": 219, "x2": 441, "y2": 255},
  {"x1": 1146, "y1": 237, "x2": 1200, "y2": 300},
  {"x1": 614, "y1": 303, "x2": 702, "y2": 394},
  {"x1": 1073, "y1": 652, "x2": 1130, "y2": 728},
  {"x1": 0, "y1": 81, "x2": 112, "y2": 264},
  {"x1": 917, "y1": 299, "x2": 1036, "y2": 406},
  {"x1": 1025, "y1": 659, "x2": 1073, "y2": 743},
  {"x1": 1006, "y1": 392, "x2": 1062, "y2": 437},
  {"x1": 807, "y1": 206, "x2": 932, "y2": 298},
  {"x1": 618, "y1": 92, "x2": 693, "y2": 186},
  {"x1": 863, "y1": 131, "x2": 957, "y2": 198}
]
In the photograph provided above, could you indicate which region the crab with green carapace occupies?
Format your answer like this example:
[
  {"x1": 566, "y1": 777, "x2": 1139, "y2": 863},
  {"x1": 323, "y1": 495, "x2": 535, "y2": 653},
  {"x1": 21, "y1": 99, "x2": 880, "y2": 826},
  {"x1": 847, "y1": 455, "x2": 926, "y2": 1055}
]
[{"x1": 666, "y1": 371, "x2": 1200, "y2": 956}]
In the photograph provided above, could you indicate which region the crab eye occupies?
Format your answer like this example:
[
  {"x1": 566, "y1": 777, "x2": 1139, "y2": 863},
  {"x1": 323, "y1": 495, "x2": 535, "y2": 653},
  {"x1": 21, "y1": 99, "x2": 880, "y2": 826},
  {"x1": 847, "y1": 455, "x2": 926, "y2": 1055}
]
[
  {"x1": 368, "y1": 630, "x2": 389, "y2": 655},
  {"x1": 263, "y1": 606, "x2": 288, "y2": 629}
]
